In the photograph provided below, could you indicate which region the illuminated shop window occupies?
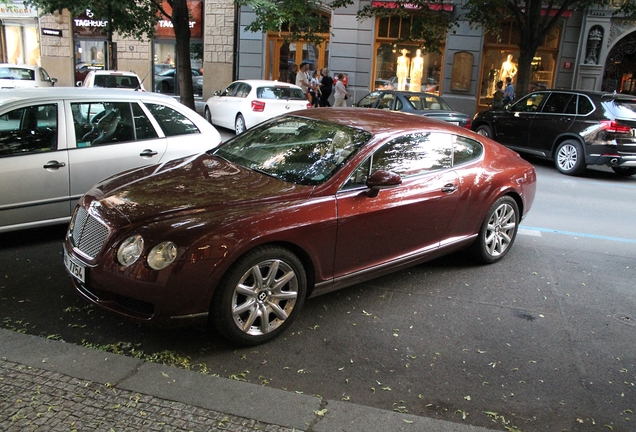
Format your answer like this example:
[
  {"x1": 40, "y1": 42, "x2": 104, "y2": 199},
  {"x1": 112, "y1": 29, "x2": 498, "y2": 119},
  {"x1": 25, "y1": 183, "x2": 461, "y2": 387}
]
[{"x1": 479, "y1": 23, "x2": 560, "y2": 108}]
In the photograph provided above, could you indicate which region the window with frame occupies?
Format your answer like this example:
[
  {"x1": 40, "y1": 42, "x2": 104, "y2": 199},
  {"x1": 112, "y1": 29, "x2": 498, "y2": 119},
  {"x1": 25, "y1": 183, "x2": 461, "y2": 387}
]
[
  {"x1": 145, "y1": 103, "x2": 200, "y2": 136},
  {"x1": 0, "y1": 104, "x2": 58, "y2": 157},
  {"x1": 72, "y1": 102, "x2": 136, "y2": 147}
]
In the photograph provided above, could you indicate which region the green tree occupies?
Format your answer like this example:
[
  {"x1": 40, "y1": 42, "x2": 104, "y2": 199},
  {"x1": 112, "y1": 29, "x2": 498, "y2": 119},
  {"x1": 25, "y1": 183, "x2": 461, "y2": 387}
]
[{"x1": 27, "y1": 0, "x2": 196, "y2": 109}]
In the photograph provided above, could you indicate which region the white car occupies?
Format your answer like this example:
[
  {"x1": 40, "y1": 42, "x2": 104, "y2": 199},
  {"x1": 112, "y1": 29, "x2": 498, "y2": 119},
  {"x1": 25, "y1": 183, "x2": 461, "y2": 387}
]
[
  {"x1": 80, "y1": 70, "x2": 146, "y2": 91},
  {"x1": 0, "y1": 64, "x2": 57, "y2": 89},
  {"x1": 204, "y1": 80, "x2": 311, "y2": 134},
  {"x1": 0, "y1": 87, "x2": 222, "y2": 233}
]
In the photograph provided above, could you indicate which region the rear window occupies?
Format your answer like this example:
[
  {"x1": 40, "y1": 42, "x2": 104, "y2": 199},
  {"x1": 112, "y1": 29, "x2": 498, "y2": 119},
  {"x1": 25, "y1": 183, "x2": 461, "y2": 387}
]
[
  {"x1": 609, "y1": 98, "x2": 636, "y2": 118},
  {"x1": 94, "y1": 74, "x2": 140, "y2": 89},
  {"x1": 257, "y1": 86, "x2": 306, "y2": 100},
  {"x1": 0, "y1": 67, "x2": 34, "y2": 81}
]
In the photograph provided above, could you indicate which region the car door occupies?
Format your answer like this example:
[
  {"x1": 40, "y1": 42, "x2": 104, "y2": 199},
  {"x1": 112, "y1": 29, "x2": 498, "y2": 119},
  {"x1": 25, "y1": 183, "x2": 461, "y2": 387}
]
[
  {"x1": 0, "y1": 102, "x2": 69, "y2": 231},
  {"x1": 493, "y1": 92, "x2": 548, "y2": 149},
  {"x1": 66, "y1": 100, "x2": 167, "y2": 200},
  {"x1": 526, "y1": 91, "x2": 576, "y2": 156},
  {"x1": 207, "y1": 82, "x2": 242, "y2": 129},
  {"x1": 334, "y1": 132, "x2": 461, "y2": 277}
]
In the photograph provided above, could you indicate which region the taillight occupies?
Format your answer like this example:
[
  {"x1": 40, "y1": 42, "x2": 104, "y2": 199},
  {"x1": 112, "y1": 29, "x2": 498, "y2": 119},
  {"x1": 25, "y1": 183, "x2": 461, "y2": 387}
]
[
  {"x1": 600, "y1": 119, "x2": 631, "y2": 134},
  {"x1": 251, "y1": 100, "x2": 266, "y2": 112},
  {"x1": 307, "y1": 102, "x2": 313, "y2": 109},
  {"x1": 464, "y1": 118, "x2": 472, "y2": 129}
]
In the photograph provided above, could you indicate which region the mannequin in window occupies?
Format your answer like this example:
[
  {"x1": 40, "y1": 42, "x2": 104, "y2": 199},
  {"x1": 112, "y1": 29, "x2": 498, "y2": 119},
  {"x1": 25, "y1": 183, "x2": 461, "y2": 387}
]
[
  {"x1": 500, "y1": 54, "x2": 518, "y2": 82},
  {"x1": 410, "y1": 49, "x2": 424, "y2": 92},
  {"x1": 396, "y1": 49, "x2": 410, "y2": 91}
]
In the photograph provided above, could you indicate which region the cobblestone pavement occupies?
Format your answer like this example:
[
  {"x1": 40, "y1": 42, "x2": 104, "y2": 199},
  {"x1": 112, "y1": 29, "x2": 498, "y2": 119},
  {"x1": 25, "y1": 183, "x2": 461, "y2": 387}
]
[{"x1": 0, "y1": 360, "x2": 299, "y2": 432}]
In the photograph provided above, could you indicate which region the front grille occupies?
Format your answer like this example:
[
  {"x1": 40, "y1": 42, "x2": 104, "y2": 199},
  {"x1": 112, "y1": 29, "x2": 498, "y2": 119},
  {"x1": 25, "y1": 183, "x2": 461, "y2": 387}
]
[{"x1": 70, "y1": 206, "x2": 109, "y2": 259}]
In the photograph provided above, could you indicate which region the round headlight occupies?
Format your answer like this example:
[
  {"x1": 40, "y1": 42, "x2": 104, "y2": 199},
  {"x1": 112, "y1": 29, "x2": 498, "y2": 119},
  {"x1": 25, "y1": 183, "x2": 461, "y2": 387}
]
[
  {"x1": 147, "y1": 241, "x2": 178, "y2": 270},
  {"x1": 117, "y1": 235, "x2": 144, "y2": 267}
]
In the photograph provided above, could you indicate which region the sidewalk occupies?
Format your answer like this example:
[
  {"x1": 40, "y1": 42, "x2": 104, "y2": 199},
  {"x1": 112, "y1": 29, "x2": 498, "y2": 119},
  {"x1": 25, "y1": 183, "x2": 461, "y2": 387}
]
[{"x1": 0, "y1": 329, "x2": 495, "y2": 432}]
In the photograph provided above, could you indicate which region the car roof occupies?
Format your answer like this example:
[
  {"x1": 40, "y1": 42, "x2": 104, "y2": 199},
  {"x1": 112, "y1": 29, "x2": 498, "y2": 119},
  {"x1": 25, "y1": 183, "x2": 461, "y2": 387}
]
[
  {"x1": 232, "y1": 79, "x2": 303, "y2": 89},
  {"x1": 0, "y1": 87, "x2": 176, "y2": 107},
  {"x1": 289, "y1": 107, "x2": 463, "y2": 135},
  {"x1": 0, "y1": 64, "x2": 38, "y2": 70},
  {"x1": 90, "y1": 70, "x2": 141, "y2": 77}
]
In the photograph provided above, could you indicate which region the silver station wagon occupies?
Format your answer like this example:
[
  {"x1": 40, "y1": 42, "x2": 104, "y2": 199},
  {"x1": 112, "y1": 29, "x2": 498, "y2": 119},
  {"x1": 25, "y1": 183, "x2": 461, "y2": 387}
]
[{"x1": 0, "y1": 87, "x2": 222, "y2": 233}]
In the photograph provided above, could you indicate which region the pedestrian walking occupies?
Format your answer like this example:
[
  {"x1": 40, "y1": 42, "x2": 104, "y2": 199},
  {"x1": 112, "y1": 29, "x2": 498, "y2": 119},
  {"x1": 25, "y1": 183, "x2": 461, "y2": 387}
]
[
  {"x1": 319, "y1": 68, "x2": 333, "y2": 107},
  {"x1": 333, "y1": 73, "x2": 349, "y2": 107}
]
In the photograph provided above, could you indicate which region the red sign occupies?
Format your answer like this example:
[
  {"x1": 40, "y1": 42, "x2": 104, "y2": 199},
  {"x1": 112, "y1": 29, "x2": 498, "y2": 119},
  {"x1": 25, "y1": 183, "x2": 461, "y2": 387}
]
[
  {"x1": 563, "y1": 61, "x2": 573, "y2": 69},
  {"x1": 155, "y1": 0, "x2": 202, "y2": 38}
]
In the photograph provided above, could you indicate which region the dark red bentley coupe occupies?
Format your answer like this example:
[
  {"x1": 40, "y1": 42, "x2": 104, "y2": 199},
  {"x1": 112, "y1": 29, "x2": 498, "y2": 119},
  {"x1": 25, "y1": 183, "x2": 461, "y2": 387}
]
[{"x1": 64, "y1": 108, "x2": 536, "y2": 345}]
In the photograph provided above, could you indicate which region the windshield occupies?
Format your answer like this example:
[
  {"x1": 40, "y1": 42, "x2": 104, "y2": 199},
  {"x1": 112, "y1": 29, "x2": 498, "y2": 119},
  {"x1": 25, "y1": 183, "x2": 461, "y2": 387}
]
[
  {"x1": 0, "y1": 67, "x2": 35, "y2": 81},
  {"x1": 212, "y1": 117, "x2": 372, "y2": 185}
]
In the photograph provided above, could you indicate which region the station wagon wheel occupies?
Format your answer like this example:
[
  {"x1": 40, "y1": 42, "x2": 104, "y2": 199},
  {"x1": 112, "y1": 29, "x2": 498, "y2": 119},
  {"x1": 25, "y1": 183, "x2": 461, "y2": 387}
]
[
  {"x1": 470, "y1": 195, "x2": 519, "y2": 264},
  {"x1": 555, "y1": 139, "x2": 586, "y2": 176},
  {"x1": 211, "y1": 246, "x2": 307, "y2": 346},
  {"x1": 235, "y1": 114, "x2": 246, "y2": 135},
  {"x1": 475, "y1": 125, "x2": 493, "y2": 138},
  {"x1": 204, "y1": 107, "x2": 213, "y2": 124}
]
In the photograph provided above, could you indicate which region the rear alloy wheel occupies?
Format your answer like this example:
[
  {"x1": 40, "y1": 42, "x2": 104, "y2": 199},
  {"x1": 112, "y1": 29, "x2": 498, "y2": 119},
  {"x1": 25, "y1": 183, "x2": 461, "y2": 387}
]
[
  {"x1": 470, "y1": 196, "x2": 519, "y2": 264},
  {"x1": 555, "y1": 140, "x2": 586, "y2": 176},
  {"x1": 475, "y1": 125, "x2": 493, "y2": 138},
  {"x1": 612, "y1": 167, "x2": 636, "y2": 177},
  {"x1": 235, "y1": 114, "x2": 246, "y2": 135},
  {"x1": 211, "y1": 246, "x2": 307, "y2": 346}
]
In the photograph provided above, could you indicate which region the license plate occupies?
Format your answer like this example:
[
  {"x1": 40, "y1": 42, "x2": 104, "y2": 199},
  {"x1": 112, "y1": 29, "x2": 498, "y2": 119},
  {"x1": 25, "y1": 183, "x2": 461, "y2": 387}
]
[
  {"x1": 64, "y1": 251, "x2": 85, "y2": 283},
  {"x1": 449, "y1": 121, "x2": 459, "y2": 126}
]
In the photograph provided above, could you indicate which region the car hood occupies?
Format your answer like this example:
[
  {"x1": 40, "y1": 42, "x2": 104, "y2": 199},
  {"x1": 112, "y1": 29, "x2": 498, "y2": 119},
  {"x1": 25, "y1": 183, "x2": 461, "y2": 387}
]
[{"x1": 88, "y1": 153, "x2": 312, "y2": 227}]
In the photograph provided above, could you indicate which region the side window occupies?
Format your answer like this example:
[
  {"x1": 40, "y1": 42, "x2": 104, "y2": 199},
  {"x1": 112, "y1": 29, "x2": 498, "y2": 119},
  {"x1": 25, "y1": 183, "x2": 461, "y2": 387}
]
[
  {"x1": 73, "y1": 102, "x2": 134, "y2": 147},
  {"x1": 145, "y1": 103, "x2": 200, "y2": 136},
  {"x1": 453, "y1": 135, "x2": 483, "y2": 166},
  {"x1": 132, "y1": 103, "x2": 159, "y2": 140},
  {"x1": 541, "y1": 92, "x2": 574, "y2": 114},
  {"x1": 356, "y1": 92, "x2": 380, "y2": 108},
  {"x1": 377, "y1": 93, "x2": 394, "y2": 110},
  {"x1": 371, "y1": 132, "x2": 452, "y2": 178},
  {"x1": 221, "y1": 82, "x2": 240, "y2": 97},
  {"x1": 0, "y1": 104, "x2": 58, "y2": 157},
  {"x1": 342, "y1": 157, "x2": 371, "y2": 190},
  {"x1": 511, "y1": 93, "x2": 546, "y2": 113},
  {"x1": 564, "y1": 94, "x2": 578, "y2": 115},
  {"x1": 578, "y1": 95, "x2": 594, "y2": 115},
  {"x1": 236, "y1": 83, "x2": 252, "y2": 98}
]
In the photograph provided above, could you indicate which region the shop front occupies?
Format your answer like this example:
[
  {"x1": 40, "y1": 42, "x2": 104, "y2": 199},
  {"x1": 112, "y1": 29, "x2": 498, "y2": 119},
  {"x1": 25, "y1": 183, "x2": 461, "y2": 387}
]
[
  {"x1": 73, "y1": 9, "x2": 108, "y2": 86},
  {"x1": 0, "y1": 1, "x2": 40, "y2": 65}
]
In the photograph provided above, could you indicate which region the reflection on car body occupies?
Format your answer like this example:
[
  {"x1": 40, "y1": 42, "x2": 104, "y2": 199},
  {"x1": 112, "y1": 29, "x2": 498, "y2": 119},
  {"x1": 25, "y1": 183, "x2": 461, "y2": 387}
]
[{"x1": 63, "y1": 108, "x2": 536, "y2": 346}]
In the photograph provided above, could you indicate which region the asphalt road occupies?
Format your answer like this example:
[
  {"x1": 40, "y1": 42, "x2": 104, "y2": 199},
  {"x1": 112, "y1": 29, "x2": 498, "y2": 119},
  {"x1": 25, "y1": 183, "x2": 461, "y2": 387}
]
[{"x1": 1, "y1": 158, "x2": 635, "y2": 432}]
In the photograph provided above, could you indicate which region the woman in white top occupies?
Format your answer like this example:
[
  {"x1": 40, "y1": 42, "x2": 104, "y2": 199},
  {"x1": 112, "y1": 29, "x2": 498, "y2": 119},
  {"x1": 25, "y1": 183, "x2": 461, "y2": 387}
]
[{"x1": 333, "y1": 73, "x2": 350, "y2": 107}]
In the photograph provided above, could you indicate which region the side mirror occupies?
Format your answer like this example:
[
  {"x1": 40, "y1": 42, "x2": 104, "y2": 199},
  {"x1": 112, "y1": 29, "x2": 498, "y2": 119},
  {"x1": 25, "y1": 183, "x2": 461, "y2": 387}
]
[
  {"x1": 365, "y1": 169, "x2": 402, "y2": 197},
  {"x1": 51, "y1": 77, "x2": 58, "y2": 86},
  {"x1": 213, "y1": 90, "x2": 222, "y2": 96},
  {"x1": 76, "y1": 81, "x2": 83, "y2": 87}
]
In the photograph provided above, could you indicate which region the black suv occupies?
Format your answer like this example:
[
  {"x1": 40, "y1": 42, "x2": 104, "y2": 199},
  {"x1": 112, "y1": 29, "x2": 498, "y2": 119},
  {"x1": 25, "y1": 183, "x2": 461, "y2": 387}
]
[{"x1": 471, "y1": 90, "x2": 636, "y2": 176}]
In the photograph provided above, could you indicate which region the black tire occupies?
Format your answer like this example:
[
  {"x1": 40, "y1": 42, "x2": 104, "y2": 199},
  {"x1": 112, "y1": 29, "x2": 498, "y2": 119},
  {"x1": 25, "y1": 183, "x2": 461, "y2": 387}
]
[
  {"x1": 235, "y1": 114, "x2": 246, "y2": 135},
  {"x1": 204, "y1": 107, "x2": 213, "y2": 124},
  {"x1": 554, "y1": 140, "x2": 586, "y2": 176},
  {"x1": 210, "y1": 246, "x2": 307, "y2": 346},
  {"x1": 469, "y1": 195, "x2": 519, "y2": 264},
  {"x1": 475, "y1": 125, "x2": 493, "y2": 139},
  {"x1": 612, "y1": 167, "x2": 636, "y2": 177}
]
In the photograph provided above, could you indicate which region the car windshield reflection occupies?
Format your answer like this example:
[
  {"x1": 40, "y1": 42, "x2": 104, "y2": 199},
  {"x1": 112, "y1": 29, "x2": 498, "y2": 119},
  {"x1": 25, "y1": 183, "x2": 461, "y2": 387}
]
[{"x1": 212, "y1": 117, "x2": 372, "y2": 185}]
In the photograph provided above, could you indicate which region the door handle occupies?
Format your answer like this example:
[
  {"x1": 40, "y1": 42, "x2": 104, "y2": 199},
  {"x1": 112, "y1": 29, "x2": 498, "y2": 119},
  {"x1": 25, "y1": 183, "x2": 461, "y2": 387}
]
[
  {"x1": 43, "y1": 161, "x2": 66, "y2": 170},
  {"x1": 441, "y1": 183, "x2": 458, "y2": 193},
  {"x1": 140, "y1": 149, "x2": 158, "y2": 157}
]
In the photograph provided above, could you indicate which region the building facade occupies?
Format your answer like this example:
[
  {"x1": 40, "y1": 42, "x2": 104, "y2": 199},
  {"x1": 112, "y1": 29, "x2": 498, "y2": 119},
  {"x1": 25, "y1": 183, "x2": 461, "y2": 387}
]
[{"x1": 5, "y1": 0, "x2": 636, "y2": 116}]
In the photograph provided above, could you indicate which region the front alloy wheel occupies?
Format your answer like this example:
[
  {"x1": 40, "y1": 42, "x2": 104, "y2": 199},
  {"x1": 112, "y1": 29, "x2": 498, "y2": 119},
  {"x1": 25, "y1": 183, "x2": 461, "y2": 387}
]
[
  {"x1": 211, "y1": 246, "x2": 306, "y2": 346},
  {"x1": 470, "y1": 196, "x2": 519, "y2": 264}
]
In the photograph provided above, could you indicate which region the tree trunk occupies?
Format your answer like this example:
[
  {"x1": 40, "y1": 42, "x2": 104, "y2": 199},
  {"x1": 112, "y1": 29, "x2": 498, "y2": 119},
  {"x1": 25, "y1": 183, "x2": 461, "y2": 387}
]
[
  {"x1": 171, "y1": 0, "x2": 195, "y2": 110},
  {"x1": 516, "y1": 49, "x2": 536, "y2": 98}
]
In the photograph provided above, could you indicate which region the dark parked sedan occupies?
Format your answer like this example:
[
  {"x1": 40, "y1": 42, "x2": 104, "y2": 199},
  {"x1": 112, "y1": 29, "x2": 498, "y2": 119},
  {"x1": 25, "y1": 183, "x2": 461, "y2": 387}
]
[
  {"x1": 471, "y1": 89, "x2": 636, "y2": 176},
  {"x1": 354, "y1": 90, "x2": 471, "y2": 128},
  {"x1": 63, "y1": 108, "x2": 536, "y2": 346}
]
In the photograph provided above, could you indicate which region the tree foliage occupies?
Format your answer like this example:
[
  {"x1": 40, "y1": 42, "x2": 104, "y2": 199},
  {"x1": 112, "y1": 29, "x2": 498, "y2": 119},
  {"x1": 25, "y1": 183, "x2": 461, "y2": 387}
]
[{"x1": 27, "y1": 0, "x2": 196, "y2": 109}]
